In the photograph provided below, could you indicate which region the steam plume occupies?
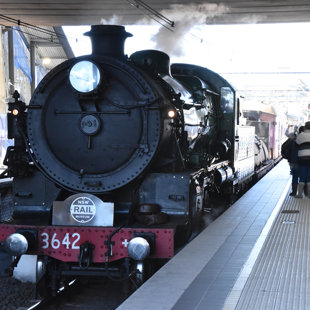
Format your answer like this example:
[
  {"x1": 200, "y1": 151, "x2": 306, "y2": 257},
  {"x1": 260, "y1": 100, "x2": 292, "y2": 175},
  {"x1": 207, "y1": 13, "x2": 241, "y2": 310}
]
[
  {"x1": 101, "y1": 3, "x2": 229, "y2": 57},
  {"x1": 151, "y1": 4, "x2": 229, "y2": 56}
]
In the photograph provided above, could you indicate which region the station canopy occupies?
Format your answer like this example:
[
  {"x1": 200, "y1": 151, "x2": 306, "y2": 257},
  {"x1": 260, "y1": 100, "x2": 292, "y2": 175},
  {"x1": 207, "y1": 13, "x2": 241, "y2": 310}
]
[
  {"x1": 1, "y1": 1, "x2": 310, "y2": 73},
  {"x1": 0, "y1": 0, "x2": 310, "y2": 26}
]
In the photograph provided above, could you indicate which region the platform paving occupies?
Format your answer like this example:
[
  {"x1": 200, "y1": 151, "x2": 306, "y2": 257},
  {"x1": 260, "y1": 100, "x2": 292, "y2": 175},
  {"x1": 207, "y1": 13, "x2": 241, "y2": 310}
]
[{"x1": 117, "y1": 160, "x2": 291, "y2": 310}]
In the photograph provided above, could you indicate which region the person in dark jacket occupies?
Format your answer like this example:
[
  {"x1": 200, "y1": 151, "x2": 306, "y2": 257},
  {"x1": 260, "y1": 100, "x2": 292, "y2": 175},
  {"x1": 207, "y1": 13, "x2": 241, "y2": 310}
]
[
  {"x1": 282, "y1": 131, "x2": 299, "y2": 196},
  {"x1": 295, "y1": 122, "x2": 310, "y2": 198}
]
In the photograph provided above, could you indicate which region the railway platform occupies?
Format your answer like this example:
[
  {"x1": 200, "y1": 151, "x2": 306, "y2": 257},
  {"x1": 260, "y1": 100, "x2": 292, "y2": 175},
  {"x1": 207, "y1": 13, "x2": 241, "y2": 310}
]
[{"x1": 117, "y1": 159, "x2": 310, "y2": 310}]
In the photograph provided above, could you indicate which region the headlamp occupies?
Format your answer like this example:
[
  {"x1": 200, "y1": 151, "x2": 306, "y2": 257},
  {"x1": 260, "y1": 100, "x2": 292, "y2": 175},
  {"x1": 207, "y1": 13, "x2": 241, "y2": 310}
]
[
  {"x1": 127, "y1": 237, "x2": 150, "y2": 261},
  {"x1": 5, "y1": 233, "x2": 28, "y2": 256}
]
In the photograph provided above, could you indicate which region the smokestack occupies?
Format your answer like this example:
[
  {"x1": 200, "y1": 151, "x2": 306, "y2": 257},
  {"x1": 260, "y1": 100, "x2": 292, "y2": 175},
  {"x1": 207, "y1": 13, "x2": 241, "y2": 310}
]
[{"x1": 84, "y1": 25, "x2": 132, "y2": 57}]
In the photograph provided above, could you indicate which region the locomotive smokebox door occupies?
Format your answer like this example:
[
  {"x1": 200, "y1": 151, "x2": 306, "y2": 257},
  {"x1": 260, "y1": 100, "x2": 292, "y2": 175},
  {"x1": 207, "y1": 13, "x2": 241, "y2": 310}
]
[{"x1": 52, "y1": 194, "x2": 114, "y2": 226}]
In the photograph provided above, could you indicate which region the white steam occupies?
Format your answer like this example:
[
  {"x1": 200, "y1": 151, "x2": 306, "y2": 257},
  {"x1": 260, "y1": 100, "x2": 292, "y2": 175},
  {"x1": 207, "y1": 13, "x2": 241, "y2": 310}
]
[
  {"x1": 101, "y1": 3, "x2": 229, "y2": 57},
  {"x1": 151, "y1": 3, "x2": 229, "y2": 56},
  {"x1": 13, "y1": 255, "x2": 37, "y2": 283},
  {"x1": 101, "y1": 14, "x2": 125, "y2": 25}
]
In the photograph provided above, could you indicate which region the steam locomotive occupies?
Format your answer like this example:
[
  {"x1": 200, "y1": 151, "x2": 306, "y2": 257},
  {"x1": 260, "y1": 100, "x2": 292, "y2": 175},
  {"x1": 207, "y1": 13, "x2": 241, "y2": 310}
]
[{"x1": 0, "y1": 25, "x2": 274, "y2": 295}]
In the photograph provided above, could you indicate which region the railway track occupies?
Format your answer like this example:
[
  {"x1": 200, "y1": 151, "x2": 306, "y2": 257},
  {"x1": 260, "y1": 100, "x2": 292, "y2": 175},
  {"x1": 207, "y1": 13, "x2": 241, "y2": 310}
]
[
  {"x1": 24, "y1": 278, "x2": 133, "y2": 310},
  {"x1": 24, "y1": 280, "x2": 77, "y2": 310}
]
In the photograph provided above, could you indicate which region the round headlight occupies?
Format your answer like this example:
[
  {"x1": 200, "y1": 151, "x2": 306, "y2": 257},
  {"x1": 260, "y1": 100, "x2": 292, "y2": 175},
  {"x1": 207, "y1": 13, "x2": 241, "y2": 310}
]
[
  {"x1": 5, "y1": 233, "x2": 28, "y2": 256},
  {"x1": 69, "y1": 60, "x2": 101, "y2": 93},
  {"x1": 127, "y1": 237, "x2": 150, "y2": 261}
]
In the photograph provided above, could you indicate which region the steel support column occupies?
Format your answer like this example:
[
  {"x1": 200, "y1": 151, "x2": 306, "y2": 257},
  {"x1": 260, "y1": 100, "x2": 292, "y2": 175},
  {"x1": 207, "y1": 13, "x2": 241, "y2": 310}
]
[
  {"x1": 30, "y1": 41, "x2": 36, "y2": 94},
  {"x1": 7, "y1": 27, "x2": 14, "y2": 95}
]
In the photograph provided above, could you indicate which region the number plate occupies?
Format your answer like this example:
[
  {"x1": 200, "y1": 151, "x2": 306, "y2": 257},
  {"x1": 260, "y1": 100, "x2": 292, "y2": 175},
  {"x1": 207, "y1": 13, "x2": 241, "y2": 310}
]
[{"x1": 41, "y1": 232, "x2": 81, "y2": 250}]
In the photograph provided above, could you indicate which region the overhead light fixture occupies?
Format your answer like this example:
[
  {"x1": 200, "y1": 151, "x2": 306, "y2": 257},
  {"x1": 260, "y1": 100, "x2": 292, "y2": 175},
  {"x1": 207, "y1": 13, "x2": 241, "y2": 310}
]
[{"x1": 42, "y1": 57, "x2": 51, "y2": 65}]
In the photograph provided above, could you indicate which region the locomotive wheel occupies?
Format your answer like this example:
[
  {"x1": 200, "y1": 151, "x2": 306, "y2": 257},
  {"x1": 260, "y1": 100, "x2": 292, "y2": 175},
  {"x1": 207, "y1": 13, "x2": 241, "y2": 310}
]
[
  {"x1": 36, "y1": 272, "x2": 51, "y2": 298},
  {"x1": 36, "y1": 259, "x2": 65, "y2": 298}
]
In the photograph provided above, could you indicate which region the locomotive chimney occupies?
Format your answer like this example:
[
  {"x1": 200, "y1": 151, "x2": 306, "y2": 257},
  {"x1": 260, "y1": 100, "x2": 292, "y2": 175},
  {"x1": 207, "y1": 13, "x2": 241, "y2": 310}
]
[{"x1": 84, "y1": 25, "x2": 132, "y2": 57}]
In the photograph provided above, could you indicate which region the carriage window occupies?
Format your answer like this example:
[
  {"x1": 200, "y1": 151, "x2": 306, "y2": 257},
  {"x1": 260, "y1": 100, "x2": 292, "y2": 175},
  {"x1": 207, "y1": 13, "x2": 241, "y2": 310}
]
[{"x1": 69, "y1": 61, "x2": 101, "y2": 93}]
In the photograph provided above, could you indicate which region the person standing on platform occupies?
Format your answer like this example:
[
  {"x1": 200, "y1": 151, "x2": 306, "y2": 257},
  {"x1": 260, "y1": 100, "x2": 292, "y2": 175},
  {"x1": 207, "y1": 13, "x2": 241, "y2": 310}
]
[
  {"x1": 281, "y1": 131, "x2": 299, "y2": 196},
  {"x1": 295, "y1": 122, "x2": 310, "y2": 198},
  {"x1": 285, "y1": 124, "x2": 298, "y2": 138}
]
